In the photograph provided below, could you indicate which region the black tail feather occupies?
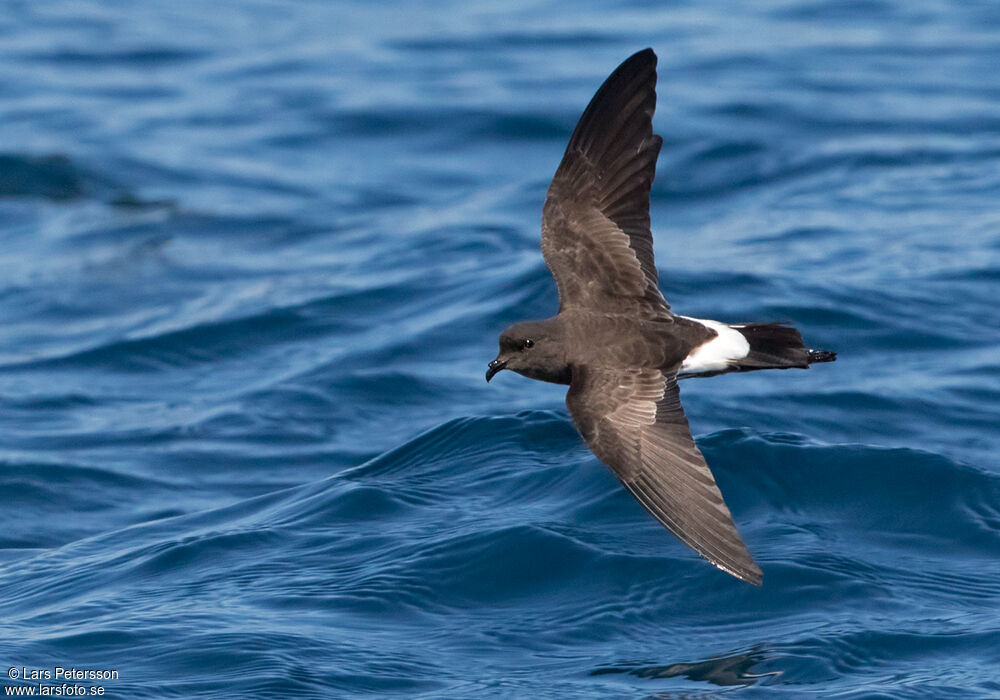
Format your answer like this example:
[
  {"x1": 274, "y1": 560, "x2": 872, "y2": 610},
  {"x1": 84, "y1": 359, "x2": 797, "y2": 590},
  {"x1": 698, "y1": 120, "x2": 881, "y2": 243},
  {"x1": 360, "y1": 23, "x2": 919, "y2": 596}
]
[{"x1": 735, "y1": 323, "x2": 835, "y2": 371}]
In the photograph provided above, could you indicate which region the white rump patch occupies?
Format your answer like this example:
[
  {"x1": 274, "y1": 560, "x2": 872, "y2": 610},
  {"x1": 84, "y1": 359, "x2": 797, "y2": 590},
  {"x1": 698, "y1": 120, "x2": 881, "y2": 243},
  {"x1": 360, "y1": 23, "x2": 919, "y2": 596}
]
[{"x1": 679, "y1": 317, "x2": 750, "y2": 376}]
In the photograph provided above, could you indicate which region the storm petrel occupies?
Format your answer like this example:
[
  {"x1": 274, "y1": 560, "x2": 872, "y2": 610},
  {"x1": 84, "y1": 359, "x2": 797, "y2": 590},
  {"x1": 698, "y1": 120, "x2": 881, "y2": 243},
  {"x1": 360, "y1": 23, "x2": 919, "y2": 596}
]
[{"x1": 486, "y1": 48, "x2": 835, "y2": 585}]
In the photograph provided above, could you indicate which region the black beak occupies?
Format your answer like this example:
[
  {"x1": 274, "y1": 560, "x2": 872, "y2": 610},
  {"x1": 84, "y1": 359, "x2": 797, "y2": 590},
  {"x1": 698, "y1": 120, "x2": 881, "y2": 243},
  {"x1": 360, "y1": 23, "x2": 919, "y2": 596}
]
[{"x1": 486, "y1": 358, "x2": 507, "y2": 382}]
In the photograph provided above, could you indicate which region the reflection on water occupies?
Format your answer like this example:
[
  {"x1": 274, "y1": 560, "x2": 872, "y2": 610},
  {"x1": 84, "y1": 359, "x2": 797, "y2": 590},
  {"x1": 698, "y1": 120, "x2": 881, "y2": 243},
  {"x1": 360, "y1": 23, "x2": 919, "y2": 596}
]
[{"x1": 591, "y1": 645, "x2": 779, "y2": 689}]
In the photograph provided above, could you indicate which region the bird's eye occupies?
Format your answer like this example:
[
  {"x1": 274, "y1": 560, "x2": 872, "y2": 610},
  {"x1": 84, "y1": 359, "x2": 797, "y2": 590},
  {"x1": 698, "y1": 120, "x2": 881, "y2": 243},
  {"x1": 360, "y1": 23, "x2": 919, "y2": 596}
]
[{"x1": 523, "y1": 339, "x2": 534, "y2": 348}]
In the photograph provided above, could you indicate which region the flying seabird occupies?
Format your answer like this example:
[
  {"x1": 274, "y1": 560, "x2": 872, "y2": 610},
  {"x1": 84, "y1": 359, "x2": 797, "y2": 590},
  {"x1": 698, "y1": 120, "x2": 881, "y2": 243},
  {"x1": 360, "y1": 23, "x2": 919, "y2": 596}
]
[{"x1": 486, "y1": 48, "x2": 835, "y2": 585}]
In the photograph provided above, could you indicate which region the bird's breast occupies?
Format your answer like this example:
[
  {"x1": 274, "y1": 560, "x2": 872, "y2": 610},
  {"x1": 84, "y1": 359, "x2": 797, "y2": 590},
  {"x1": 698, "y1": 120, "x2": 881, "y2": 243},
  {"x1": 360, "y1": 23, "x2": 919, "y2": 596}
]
[{"x1": 513, "y1": 364, "x2": 572, "y2": 385}]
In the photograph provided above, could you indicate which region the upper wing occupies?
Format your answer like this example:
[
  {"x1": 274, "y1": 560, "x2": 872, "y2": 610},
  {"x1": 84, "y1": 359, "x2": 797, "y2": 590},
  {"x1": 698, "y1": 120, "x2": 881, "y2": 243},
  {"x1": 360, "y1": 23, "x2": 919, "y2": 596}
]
[
  {"x1": 566, "y1": 365, "x2": 762, "y2": 585},
  {"x1": 541, "y1": 48, "x2": 669, "y2": 316}
]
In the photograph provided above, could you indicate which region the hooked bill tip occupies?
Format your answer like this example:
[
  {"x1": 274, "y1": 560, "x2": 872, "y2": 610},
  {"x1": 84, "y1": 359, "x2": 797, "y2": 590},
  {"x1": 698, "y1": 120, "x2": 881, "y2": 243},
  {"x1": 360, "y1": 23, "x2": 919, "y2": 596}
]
[{"x1": 486, "y1": 358, "x2": 505, "y2": 382}]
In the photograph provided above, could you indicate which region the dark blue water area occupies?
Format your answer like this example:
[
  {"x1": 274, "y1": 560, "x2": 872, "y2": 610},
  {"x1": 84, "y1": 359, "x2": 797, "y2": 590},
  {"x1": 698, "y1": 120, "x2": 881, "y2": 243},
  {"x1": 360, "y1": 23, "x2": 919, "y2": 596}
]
[{"x1": 1, "y1": 0, "x2": 999, "y2": 697}]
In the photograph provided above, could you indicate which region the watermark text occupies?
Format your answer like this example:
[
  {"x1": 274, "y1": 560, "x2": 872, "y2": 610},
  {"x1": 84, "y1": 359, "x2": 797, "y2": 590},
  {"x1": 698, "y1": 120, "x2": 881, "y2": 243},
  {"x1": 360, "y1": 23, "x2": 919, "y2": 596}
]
[{"x1": 5, "y1": 668, "x2": 118, "y2": 696}]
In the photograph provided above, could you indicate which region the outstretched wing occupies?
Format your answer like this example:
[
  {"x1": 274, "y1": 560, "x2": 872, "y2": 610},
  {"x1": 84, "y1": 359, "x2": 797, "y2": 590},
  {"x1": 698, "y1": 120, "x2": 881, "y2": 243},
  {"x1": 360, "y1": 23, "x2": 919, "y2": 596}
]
[
  {"x1": 541, "y1": 48, "x2": 669, "y2": 316},
  {"x1": 566, "y1": 365, "x2": 762, "y2": 584}
]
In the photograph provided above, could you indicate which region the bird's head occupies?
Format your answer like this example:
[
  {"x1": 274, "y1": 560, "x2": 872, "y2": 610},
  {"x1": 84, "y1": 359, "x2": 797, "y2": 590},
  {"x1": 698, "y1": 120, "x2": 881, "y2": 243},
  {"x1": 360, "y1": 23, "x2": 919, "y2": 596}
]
[{"x1": 486, "y1": 320, "x2": 569, "y2": 384}]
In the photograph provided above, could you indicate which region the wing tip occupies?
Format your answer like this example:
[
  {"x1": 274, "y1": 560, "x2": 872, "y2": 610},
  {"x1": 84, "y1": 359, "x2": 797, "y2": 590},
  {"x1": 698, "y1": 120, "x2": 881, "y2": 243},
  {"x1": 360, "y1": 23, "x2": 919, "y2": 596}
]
[
  {"x1": 608, "y1": 46, "x2": 658, "y2": 97},
  {"x1": 724, "y1": 561, "x2": 764, "y2": 586},
  {"x1": 626, "y1": 47, "x2": 657, "y2": 68},
  {"x1": 704, "y1": 546, "x2": 763, "y2": 585},
  {"x1": 565, "y1": 47, "x2": 659, "y2": 149}
]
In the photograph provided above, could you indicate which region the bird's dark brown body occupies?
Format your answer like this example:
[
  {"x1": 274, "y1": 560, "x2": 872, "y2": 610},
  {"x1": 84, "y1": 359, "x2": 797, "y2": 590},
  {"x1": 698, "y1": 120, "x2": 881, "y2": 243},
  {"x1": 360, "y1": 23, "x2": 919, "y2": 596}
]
[
  {"x1": 486, "y1": 49, "x2": 835, "y2": 585},
  {"x1": 500, "y1": 312, "x2": 714, "y2": 386}
]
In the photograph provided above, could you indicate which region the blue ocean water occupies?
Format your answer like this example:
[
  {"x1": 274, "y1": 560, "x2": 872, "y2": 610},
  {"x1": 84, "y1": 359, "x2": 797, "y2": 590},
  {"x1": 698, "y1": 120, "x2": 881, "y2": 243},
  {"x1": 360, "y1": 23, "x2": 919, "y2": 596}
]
[{"x1": 1, "y1": 0, "x2": 999, "y2": 696}]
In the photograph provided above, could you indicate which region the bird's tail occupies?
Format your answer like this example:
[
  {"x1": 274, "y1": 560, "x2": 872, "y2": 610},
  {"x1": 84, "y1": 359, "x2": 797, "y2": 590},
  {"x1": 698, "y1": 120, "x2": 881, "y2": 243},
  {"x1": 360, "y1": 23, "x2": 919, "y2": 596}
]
[{"x1": 733, "y1": 322, "x2": 836, "y2": 371}]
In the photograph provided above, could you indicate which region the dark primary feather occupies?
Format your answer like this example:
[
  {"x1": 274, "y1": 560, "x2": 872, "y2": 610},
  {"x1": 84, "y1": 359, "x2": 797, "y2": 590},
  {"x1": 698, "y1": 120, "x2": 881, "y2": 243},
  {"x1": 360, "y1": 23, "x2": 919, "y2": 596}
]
[
  {"x1": 566, "y1": 366, "x2": 763, "y2": 585},
  {"x1": 541, "y1": 48, "x2": 668, "y2": 316}
]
